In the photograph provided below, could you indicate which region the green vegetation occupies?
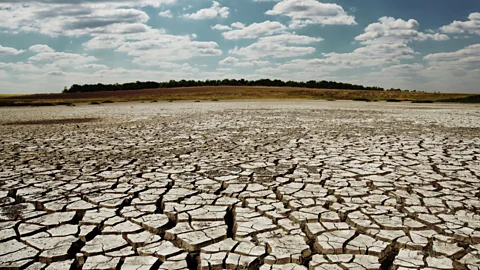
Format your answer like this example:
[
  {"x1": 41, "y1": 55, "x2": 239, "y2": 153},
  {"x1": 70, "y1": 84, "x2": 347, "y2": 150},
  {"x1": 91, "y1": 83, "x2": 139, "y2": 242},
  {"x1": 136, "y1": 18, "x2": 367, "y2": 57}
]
[{"x1": 63, "y1": 79, "x2": 386, "y2": 93}]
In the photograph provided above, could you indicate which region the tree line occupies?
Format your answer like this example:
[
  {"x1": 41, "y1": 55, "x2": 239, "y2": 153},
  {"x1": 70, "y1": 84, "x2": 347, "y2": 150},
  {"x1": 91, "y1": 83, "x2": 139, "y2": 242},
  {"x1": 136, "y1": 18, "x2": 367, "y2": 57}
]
[{"x1": 63, "y1": 79, "x2": 386, "y2": 93}]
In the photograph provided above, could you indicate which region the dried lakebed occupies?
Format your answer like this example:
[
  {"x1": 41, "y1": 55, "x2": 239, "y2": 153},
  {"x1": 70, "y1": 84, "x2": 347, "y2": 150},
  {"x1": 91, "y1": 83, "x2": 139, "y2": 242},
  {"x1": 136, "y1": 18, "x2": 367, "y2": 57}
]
[{"x1": 0, "y1": 100, "x2": 479, "y2": 270}]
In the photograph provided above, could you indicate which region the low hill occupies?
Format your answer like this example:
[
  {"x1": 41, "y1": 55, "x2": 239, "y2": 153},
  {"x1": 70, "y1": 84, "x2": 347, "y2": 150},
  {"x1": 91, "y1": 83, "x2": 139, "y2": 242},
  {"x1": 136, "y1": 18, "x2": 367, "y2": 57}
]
[{"x1": 1, "y1": 86, "x2": 478, "y2": 106}]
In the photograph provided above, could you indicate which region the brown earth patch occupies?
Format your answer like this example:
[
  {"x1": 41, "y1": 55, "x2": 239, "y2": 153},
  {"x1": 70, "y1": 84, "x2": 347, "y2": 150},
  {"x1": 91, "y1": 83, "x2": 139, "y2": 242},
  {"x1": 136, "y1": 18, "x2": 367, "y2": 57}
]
[{"x1": 3, "y1": 117, "x2": 99, "y2": 126}]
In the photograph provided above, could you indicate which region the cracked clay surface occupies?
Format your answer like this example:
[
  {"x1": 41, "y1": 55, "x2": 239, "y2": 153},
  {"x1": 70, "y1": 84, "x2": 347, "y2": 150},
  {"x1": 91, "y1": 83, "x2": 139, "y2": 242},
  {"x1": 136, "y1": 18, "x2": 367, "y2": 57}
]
[{"x1": 0, "y1": 100, "x2": 479, "y2": 270}]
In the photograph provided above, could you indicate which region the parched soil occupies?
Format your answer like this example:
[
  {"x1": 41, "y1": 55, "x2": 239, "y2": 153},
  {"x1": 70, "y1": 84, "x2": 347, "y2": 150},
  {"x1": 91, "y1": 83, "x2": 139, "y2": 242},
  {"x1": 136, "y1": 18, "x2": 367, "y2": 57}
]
[{"x1": 0, "y1": 101, "x2": 479, "y2": 269}]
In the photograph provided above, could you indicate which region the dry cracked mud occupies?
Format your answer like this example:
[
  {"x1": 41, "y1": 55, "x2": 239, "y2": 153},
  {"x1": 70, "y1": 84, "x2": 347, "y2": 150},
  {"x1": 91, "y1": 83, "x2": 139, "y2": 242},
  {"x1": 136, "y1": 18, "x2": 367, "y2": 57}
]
[{"x1": 0, "y1": 100, "x2": 479, "y2": 270}]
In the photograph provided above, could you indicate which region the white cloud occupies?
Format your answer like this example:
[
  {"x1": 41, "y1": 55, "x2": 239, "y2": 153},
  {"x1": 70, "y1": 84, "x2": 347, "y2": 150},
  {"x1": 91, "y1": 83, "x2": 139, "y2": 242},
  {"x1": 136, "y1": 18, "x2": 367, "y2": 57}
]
[
  {"x1": 159, "y1": 10, "x2": 173, "y2": 18},
  {"x1": 0, "y1": 0, "x2": 176, "y2": 7},
  {"x1": 235, "y1": 60, "x2": 271, "y2": 67},
  {"x1": 219, "y1": 56, "x2": 271, "y2": 67},
  {"x1": 47, "y1": 71, "x2": 67, "y2": 76},
  {"x1": 440, "y1": 13, "x2": 480, "y2": 36},
  {"x1": 0, "y1": 62, "x2": 41, "y2": 73},
  {"x1": 258, "y1": 33, "x2": 323, "y2": 44},
  {"x1": 219, "y1": 56, "x2": 239, "y2": 65},
  {"x1": 355, "y1": 17, "x2": 449, "y2": 45},
  {"x1": 265, "y1": 0, "x2": 356, "y2": 28},
  {"x1": 82, "y1": 23, "x2": 223, "y2": 62},
  {"x1": 0, "y1": 3, "x2": 152, "y2": 36},
  {"x1": 230, "y1": 43, "x2": 316, "y2": 60},
  {"x1": 183, "y1": 1, "x2": 229, "y2": 20},
  {"x1": 0, "y1": 44, "x2": 24, "y2": 56},
  {"x1": 0, "y1": 70, "x2": 7, "y2": 79},
  {"x1": 276, "y1": 43, "x2": 416, "y2": 73},
  {"x1": 29, "y1": 51, "x2": 98, "y2": 67},
  {"x1": 29, "y1": 44, "x2": 55, "y2": 53},
  {"x1": 222, "y1": 21, "x2": 287, "y2": 40},
  {"x1": 84, "y1": 26, "x2": 223, "y2": 62},
  {"x1": 231, "y1": 22, "x2": 245, "y2": 29},
  {"x1": 424, "y1": 44, "x2": 480, "y2": 62},
  {"x1": 228, "y1": 32, "x2": 321, "y2": 59},
  {"x1": 211, "y1": 24, "x2": 232, "y2": 31},
  {"x1": 424, "y1": 44, "x2": 480, "y2": 71}
]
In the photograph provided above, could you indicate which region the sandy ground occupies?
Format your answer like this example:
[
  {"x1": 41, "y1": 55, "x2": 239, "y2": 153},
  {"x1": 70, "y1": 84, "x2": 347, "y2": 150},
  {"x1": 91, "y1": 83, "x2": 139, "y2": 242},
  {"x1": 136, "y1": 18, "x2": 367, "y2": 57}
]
[{"x1": 0, "y1": 100, "x2": 479, "y2": 269}]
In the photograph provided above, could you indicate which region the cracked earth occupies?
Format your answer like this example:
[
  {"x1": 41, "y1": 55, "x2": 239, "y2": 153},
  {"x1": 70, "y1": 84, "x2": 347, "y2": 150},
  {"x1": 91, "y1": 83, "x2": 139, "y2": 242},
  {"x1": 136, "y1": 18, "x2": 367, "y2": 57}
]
[{"x1": 0, "y1": 100, "x2": 479, "y2": 270}]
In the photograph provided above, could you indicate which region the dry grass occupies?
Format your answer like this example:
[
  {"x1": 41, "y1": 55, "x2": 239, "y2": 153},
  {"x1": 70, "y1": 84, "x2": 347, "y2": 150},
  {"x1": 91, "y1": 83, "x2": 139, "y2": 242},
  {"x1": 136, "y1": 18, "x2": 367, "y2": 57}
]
[
  {"x1": 0, "y1": 94, "x2": 24, "y2": 98},
  {"x1": 0, "y1": 86, "x2": 477, "y2": 106}
]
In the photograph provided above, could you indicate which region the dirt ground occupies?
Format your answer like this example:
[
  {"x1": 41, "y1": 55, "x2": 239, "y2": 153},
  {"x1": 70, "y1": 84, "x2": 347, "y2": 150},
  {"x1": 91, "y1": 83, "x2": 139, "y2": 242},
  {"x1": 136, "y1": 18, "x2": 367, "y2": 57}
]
[{"x1": 0, "y1": 100, "x2": 479, "y2": 269}]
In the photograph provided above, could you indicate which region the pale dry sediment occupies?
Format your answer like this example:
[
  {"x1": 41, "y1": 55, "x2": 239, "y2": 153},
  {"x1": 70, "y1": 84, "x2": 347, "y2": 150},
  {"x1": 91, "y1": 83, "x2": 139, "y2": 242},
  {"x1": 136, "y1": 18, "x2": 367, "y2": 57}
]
[{"x1": 0, "y1": 100, "x2": 479, "y2": 269}]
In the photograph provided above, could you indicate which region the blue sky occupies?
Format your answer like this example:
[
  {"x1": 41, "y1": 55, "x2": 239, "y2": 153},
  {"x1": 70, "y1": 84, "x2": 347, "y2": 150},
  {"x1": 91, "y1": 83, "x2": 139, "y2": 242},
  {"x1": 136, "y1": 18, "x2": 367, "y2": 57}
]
[{"x1": 0, "y1": 0, "x2": 479, "y2": 94}]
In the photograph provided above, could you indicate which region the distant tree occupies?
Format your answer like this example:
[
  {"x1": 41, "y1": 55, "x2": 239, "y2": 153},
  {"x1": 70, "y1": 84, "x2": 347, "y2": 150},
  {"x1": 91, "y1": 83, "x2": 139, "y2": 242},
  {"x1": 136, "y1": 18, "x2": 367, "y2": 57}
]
[{"x1": 63, "y1": 79, "x2": 389, "y2": 94}]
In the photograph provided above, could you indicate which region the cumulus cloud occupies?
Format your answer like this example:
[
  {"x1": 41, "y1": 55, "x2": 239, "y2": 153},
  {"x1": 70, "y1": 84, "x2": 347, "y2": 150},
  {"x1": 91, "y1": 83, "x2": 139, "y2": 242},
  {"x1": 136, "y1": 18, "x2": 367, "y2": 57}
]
[
  {"x1": 229, "y1": 32, "x2": 323, "y2": 60},
  {"x1": 258, "y1": 33, "x2": 323, "y2": 44},
  {"x1": 230, "y1": 44, "x2": 315, "y2": 59},
  {"x1": 29, "y1": 44, "x2": 55, "y2": 53},
  {"x1": 222, "y1": 21, "x2": 287, "y2": 40},
  {"x1": 211, "y1": 24, "x2": 232, "y2": 31},
  {"x1": 355, "y1": 17, "x2": 449, "y2": 45},
  {"x1": 219, "y1": 56, "x2": 239, "y2": 65},
  {"x1": 0, "y1": 0, "x2": 176, "y2": 7},
  {"x1": 424, "y1": 44, "x2": 480, "y2": 71},
  {"x1": 219, "y1": 56, "x2": 271, "y2": 67},
  {"x1": 29, "y1": 50, "x2": 98, "y2": 67},
  {"x1": 424, "y1": 44, "x2": 480, "y2": 62},
  {"x1": 277, "y1": 43, "x2": 416, "y2": 73},
  {"x1": 182, "y1": 1, "x2": 229, "y2": 20},
  {"x1": 0, "y1": 3, "x2": 152, "y2": 36},
  {"x1": 265, "y1": 0, "x2": 356, "y2": 28},
  {"x1": 82, "y1": 25, "x2": 223, "y2": 62},
  {"x1": 229, "y1": 33, "x2": 321, "y2": 59},
  {"x1": 231, "y1": 22, "x2": 245, "y2": 29},
  {"x1": 159, "y1": 10, "x2": 173, "y2": 18},
  {"x1": 440, "y1": 12, "x2": 480, "y2": 36},
  {"x1": 0, "y1": 44, "x2": 24, "y2": 56}
]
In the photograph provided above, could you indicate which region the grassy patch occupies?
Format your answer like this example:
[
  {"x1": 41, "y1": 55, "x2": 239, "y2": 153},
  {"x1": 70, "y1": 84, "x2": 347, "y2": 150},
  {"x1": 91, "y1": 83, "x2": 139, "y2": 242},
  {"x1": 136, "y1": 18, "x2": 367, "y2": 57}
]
[
  {"x1": 102, "y1": 100, "x2": 114, "y2": 104},
  {"x1": 90, "y1": 101, "x2": 101, "y2": 105}
]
